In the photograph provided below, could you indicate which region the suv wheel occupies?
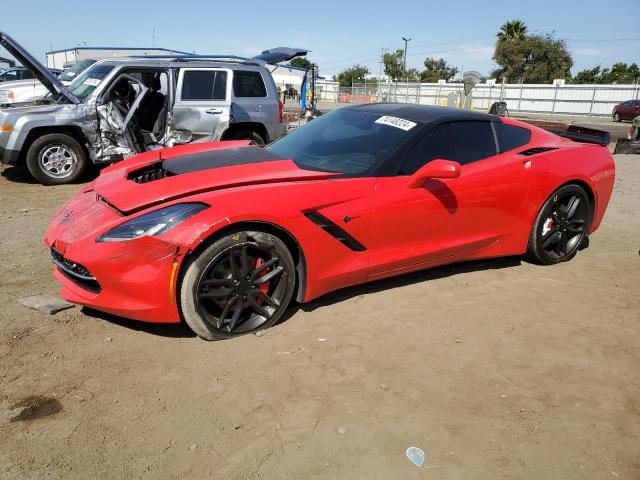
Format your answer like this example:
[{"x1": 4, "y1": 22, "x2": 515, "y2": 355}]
[
  {"x1": 26, "y1": 133, "x2": 88, "y2": 185},
  {"x1": 613, "y1": 112, "x2": 621, "y2": 122},
  {"x1": 228, "y1": 130, "x2": 265, "y2": 145}
]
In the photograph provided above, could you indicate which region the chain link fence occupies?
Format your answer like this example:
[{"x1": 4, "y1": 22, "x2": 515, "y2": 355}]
[{"x1": 315, "y1": 80, "x2": 640, "y2": 117}]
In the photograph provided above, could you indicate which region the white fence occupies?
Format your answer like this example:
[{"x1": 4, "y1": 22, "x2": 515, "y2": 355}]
[{"x1": 315, "y1": 80, "x2": 640, "y2": 117}]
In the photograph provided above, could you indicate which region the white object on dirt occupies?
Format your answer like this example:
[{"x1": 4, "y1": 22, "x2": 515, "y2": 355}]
[
  {"x1": 406, "y1": 447, "x2": 425, "y2": 467},
  {"x1": 18, "y1": 295, "x2": 74, "y2": 315}
]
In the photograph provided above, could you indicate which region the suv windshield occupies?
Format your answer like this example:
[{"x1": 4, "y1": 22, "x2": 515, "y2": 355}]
[
  {"x1": 266, "y1": 109, "x2": 420, "y2": 174},
  {"x1": 67, "y1": 64, "x2": 114, "y2": 102},
  {"x1": 58, "y1": 59, "x2": 96, "y2": 82}
]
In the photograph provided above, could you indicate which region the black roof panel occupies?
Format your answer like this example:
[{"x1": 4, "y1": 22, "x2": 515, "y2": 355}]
[{"x1": 344, "y1": 103, "x2": 498, "y2": 124}]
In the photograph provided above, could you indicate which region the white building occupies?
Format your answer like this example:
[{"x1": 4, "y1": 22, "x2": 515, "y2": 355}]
[{"x1": 46, "y1": 47, "x2": 190, "y2": 69}]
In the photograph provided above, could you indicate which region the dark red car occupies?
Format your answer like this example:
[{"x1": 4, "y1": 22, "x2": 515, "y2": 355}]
[
  {"x1": 612, "y1": 100, "x2": 640, "y2": 122},
  {"x1": 45, "y1": 104, "x2": 615, "y2": 340}
]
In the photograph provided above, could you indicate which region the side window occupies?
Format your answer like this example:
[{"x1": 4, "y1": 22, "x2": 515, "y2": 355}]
[
  {"x1": 494, "y1": 123, "x2": 531, "y2": 153},
  {"x1": 181, "y1": 70, "x2": 227, "y2": 101},
  {"x1": 21, "y1": 70, "x2": 34, "y2": 80},
  {"x1": 233, "y1": 71, "x2": 267, "y2": 97},
  {"x1": 399, "y1": 121, "x2": 497, "y2": 174},
  {"x1": 0, "y1": 69, "x2": 18, "y2": 81},
  {"x1": 400, "y1": 126, "x2": 452, "y2": 174}
]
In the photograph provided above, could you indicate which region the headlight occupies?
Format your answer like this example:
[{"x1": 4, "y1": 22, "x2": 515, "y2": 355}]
[
  {"x1": 0, "y1": 90, "x2": 14, "y2": 103},
  {"x1": 96, "y1": 203, "x2": 208, "y2": 242}
]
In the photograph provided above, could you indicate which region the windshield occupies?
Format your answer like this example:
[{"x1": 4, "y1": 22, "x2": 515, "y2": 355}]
[
  {"x1": 67, "y1": 64, "x2": 115, "y2": 102},
  {"x1": 266, "y1": 109, "x2": 420, "y2": 174},
  {"x1": 58, "y1": 59, "x2": 96, "y2": 82}
]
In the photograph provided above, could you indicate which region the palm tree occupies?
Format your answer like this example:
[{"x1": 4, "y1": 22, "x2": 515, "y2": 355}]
[{"x1": 497, "y1": 20, "x2": 528, "y2": 41}]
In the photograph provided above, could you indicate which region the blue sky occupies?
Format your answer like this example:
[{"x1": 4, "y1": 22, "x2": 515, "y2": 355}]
[{"x1": 6, "y1": 0, "x2": 639, "y2": 78}]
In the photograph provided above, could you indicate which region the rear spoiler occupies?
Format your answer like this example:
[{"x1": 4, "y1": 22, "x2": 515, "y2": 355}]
[{"x1": 549, "y1": 125, "x2": 610, "y2": 147}]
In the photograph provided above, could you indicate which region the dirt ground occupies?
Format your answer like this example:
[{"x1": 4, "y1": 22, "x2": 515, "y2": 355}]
[{"x1": 0, "y1": 154, "x2": 638, "y2": 480}]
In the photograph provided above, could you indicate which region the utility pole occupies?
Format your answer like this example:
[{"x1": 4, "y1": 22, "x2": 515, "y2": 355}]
[
  {"x1": 401, "y1": 37, "x2": 412, "y2": 79},
  {"x1": 378, "y1": 48, "x2": 387, "y2": 79}
]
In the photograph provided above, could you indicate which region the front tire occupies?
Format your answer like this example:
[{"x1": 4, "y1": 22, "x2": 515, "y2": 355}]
[
  {"x1": 527, "y1": 184, "x2": 592, "y2": 265},
  {"x1": 613, "y1": 112, "x2": 621, "y2": 122},
  {"x1": 179, "y1": 231, "x2": 295, "y2": 340},
  {"x1": 25, "y1": 133, "x2": 88, "y2": 185}
]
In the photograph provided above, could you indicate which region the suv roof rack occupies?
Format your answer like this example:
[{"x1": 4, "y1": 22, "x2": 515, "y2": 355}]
[{"x1": 128, "y1": 54, "x2": 261, "y2": 65}]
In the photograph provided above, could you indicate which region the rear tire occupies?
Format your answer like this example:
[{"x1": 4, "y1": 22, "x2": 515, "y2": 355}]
[
  {"x1": 527, "y1": 184, "x2": 592, "y2": 265},
  {"x1": 228, "y1": 130, "x2": 265, "y2": 145},
  {"x1": 613, "y1": 112, "x2": 621, "y2": 122},
  {"x1": 179, "y1": 230, "x2": 295, "y2": 340},
  {"x1": 25, "y1": 133, "x2": 87, "y2": 185}
]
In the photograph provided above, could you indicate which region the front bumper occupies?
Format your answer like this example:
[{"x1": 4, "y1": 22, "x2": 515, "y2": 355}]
[
  {"x1": 0, "y1": 144, "x2": 20, "y2": 165},
  {"x1": 48, "y1": 238, "x2": 182, "y2": 323},
  {"x1": 45, "y1": 190, "x2": 184, "y2": 323}
]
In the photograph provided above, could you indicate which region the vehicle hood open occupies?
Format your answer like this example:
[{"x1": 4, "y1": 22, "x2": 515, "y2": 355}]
[
  {"x1": 0, "y1": 32, "x2": 79, "y2": 104},
  {"x1": 92, "y1": 141, "x2": 337, "y2": 214}
]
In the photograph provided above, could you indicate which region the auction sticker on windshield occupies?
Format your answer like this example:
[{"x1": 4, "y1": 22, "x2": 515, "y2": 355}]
[
  {"x1": 375, "y1": 115, "x2": 417, "y2": 131},
  {"x1": 83, "y1": 78, "x2": 101, "y2": 86}
]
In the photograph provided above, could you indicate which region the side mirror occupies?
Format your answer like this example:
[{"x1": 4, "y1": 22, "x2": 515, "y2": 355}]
[{"x1": 407, "y1": 159, "x2": 461, "y2": 188}]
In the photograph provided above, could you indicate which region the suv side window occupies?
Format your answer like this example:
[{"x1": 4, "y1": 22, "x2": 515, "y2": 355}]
[
  {"x1": 0, "y1": 69, "x2": 19, "y2": 81},
  {"x1": 399, "y1": 121, "x2": 497, "y2": 174},
  {"x1": 181, "y1": 70, "x2": 227, "y2": 101},
  {"x1": 494, "y1": 123, "x2": 531, "y2": 153},
  {"x1": 233, "y1": 71, "x2": 267, "y2": 97}
]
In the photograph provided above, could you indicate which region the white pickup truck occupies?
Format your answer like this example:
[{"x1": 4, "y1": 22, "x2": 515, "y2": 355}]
[{"x1": 0, "y1": 60, "x2": 94, "y2": 104}]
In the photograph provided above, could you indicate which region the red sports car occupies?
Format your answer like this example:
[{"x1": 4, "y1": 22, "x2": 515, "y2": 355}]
[{"x1": 45, "y1": 104, "x2": 615, "y2": 340}]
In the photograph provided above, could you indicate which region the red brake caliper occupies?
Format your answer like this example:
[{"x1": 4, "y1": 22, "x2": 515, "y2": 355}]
[{"x1": 254, "y1": 258, "x2": 270, "y2": 304}]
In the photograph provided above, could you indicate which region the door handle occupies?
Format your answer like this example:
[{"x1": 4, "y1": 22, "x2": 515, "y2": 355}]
[{"x1": 205, "y1": 108, "x2": 223, "y2": 115}]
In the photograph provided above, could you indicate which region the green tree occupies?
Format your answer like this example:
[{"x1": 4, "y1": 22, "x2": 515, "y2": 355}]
[
  {"x1": 570, "y1": 66, "x2": 602, "y2": 84},
  {"x1": 602, "y1": 62, "x2": 640, "y2": 83},
  {"x1": 337, "y1": 65, "x2": 370, "y2": 87},
  {"x1": 288, "y1": 57, "x2": 318, "y2": 74},
  {"x1": 420, "y1": 57, "x2": 458, "y2": 82},
  {"x1": 383, "y1": 49, "x2": 405, "y2": 81},
  {"x1": 570, "y1": 63, "x2": 640, "y2": 84},
  {"x1": 492, "y1": 33, "x2": 573, "y2": 83},
  {"x1": 497, "y1": 19, "x2": 528, "y2": 41}
]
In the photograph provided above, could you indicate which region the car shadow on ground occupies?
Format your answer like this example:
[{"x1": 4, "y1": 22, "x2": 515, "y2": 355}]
[
  {"x1": 81, "y1": 255, "x2": 523, "y2": 340},
  {"x1": 1, "y1": 164, "x2": 101, "y2": 184},
  {"x1": 0, "y1": 165, "x2": 40, "y2": 184},
  {"x1": 277, "y1": 256, "x2": 524, "y2": 324},
  {"x1": 81, "y1": 307, "x2": 196, "y2": 338}
]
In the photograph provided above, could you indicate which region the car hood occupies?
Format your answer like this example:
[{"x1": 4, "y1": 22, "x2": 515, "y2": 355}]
[
  {"x1": 0, "y1": 31, "x2": 78, "y2": 104},
  {"x1": 93, "y1": 141, "x2": 338, "y2": 214}
]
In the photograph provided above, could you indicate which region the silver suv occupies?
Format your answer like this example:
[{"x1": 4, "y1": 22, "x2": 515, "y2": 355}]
[{"x1": 0, "y1": 32, "x2": 307, "y2": 185}]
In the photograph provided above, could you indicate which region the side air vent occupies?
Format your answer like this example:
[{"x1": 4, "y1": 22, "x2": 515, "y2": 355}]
[
  {"x1": 128, "y1": 162, "x2": 174, "y2": 184},
  {"x1": 304, "y1": 211, "x2": 367, "y2": 252},
  {"x1": 519, "y1": 147, "x2": 558, "y2": 156}
]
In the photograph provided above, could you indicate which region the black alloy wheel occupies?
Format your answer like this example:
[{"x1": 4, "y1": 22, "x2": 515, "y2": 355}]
[
  {"x1": 180, "y1": 231, "x2": 295, "y2": 340},
  {"x1": 527, "y1": 185, "x2": 592, "y2": 265}
]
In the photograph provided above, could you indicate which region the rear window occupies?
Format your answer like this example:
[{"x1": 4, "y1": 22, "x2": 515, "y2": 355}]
[
  {"x1": 495, "y1": 123, "x2": 531, "y2": 153},
  {"x1": 181, "y1": 70, "x2": 227, "y2": 101},
  {"x1": 233, "y1": 71, "x2": 267, "y2": 97}
]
